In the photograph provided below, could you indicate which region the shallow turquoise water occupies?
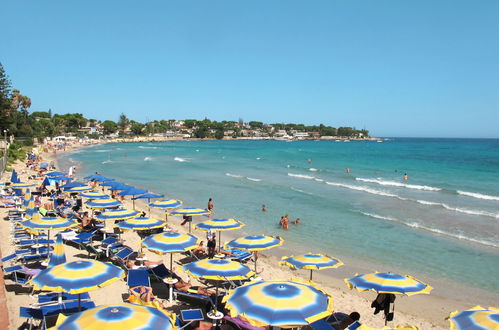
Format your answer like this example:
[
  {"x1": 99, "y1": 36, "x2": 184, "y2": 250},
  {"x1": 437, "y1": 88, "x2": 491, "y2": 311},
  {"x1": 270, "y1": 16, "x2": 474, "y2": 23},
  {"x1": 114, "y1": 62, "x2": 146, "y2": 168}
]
[{"x1": 62, "y1": 138, "x2": 499, "y2": 292}]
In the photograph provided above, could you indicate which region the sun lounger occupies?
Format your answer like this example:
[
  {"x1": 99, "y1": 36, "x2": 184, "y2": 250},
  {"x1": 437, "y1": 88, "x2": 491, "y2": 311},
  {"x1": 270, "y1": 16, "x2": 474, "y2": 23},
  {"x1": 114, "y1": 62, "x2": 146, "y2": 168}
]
[
  {"x1": 83, "y1": 243, "x2": 107, "y2": 260},
  {"x1": 112, "y1": 247, "x2": 136, "y2": 269},
  {"x1": 37, "y1": 292, "x2": 91, "y2": 304},
  {"x1": 179, "y1": 309, "x2": 204, "y2": 330},
  {"x1": 19, "y1": 306, "x2": 43, "y2": 330},
  {"x1": 220, "y1": 248, "x2": 252, "y2": 262},
  {"x1": 311, "y1": 318, "x2": 335, "y2": 330},
  {"x1": 127, "y1": 269, "x2": 151, "y2": 287},
  {"x1": 16, "y1": 239, "x2": 54, "y2": 247}
]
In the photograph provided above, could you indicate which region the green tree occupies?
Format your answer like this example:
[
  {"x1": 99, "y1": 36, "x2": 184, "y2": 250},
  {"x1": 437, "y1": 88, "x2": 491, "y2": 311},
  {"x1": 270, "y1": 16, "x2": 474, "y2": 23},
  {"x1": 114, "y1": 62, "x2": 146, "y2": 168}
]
[
  {"x1": 130, "y1": 121, "x2": 144, "y2": 135},
  {"x1": 102, "y1": 120, "x2": 118, "y2": 134},
  {"x1": 118, "y1": 113, "x2": 129, "y2": 131},
  {"x1": 214, "y1": 128, "x2": 224, "y2": 139}
]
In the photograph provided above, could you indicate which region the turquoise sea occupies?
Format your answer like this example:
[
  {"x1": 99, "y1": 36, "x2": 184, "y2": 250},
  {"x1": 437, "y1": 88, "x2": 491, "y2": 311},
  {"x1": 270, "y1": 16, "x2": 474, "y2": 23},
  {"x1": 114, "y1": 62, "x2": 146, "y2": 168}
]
[{"x1": 61, "y1": 138, "x2": 499, "y2": 298}]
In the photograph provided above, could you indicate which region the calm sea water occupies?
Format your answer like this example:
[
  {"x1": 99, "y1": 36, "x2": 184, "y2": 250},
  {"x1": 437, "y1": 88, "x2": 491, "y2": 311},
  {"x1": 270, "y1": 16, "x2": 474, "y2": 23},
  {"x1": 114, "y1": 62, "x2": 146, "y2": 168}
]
[{"x1": 61, "y1": 138, "x2": 499, "y2": 293}]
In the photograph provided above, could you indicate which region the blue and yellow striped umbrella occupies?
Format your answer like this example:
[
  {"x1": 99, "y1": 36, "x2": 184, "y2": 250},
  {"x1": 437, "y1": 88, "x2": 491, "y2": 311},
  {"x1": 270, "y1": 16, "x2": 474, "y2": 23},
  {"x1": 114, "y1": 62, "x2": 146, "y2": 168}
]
[
  {"x1": 95, "y1": 209, "x2": 139, "y2": 222},
  {"x1": 142, "y1": 232, "x2": 199, "y2": 254},
  {"x1": 168, "y1": 208, "x2": 210, "y2": 216},
  {"x1": 28, "y1": 260, "x2": 125, "y2": 294},
  {"x1": 449, "y1": 306, "x2": 499, "y2": 330},
  {"x1": 225, "y1": 235, "x2": 284, "y2": 252},
  {"x1": 53, "y1": 303, "x2": 176, "y2": 330},
  {"x1": 183, "y1": 259, "x2": 255, "y2": 281},
  {"x1": 149, "y1": 199, "x2": 183, "y2": 210},
  {"x1": 116, "y1": 217, "x2": 166, "y2": 231},
  {"x1": 85, "y1": 199, "x2": 122, "y2": 209},
  {"x1": 48, "y1": 234, "x2": 67, "y2": 267},
  {"x1": 223, "y1": 279, "x2": 333, "y2": 328},
  {"x1": 142, "y1": 232, "x2": 199, "y2": 269},
  {"x1": 345, "y1": 272, "x2": 432, "y2": 296},
  {"x1": 226, "y1": 235, "x2": 284, "y2": 272},
  {"x1": 67, "y1": 185, "x2": 93, "y2": 192},
  {"x1": 11, "y1": 182, "x2": 36, "y2": 188},
  {"x1": 195, "y1": 218, "x2": 245, "y2": 232},
  {"x1": 19, "y1": 216, "x2": 78, "y2": 231},
  {"x1": 79, "y1": 191, "x2": 111, "y2": 199},
  {"x1": 280, "y1": 253, "x2": 344, "y2": 281}
]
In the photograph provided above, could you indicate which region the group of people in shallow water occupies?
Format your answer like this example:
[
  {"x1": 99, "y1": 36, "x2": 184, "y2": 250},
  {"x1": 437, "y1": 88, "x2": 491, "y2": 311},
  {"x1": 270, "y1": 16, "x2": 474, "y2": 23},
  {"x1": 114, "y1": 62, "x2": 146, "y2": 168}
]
[{"x1": 279, "y1": 214, "x2": 300, "y2": 229}]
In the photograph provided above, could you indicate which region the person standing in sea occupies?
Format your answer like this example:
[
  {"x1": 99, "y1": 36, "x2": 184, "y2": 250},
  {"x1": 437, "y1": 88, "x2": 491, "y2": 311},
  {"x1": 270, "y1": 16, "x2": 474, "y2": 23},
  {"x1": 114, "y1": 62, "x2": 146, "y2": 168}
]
[{"x1": 207, "y1": 198, "x2": 214, "y2": 214}]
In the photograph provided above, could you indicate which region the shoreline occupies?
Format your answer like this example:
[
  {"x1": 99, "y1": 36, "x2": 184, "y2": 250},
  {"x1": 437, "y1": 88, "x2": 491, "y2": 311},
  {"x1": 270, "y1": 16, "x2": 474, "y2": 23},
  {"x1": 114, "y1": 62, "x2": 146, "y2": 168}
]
[{"x1": 55, "y1": 141, "x2": 498, "y2": 328}]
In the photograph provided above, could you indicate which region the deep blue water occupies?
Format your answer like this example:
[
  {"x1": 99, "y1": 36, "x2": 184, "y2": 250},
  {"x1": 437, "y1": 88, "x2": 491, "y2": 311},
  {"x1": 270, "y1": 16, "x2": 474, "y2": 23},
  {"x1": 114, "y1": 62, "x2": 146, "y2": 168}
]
[{"x1": 62, "y1": 138, "x2": 499, "y2": 292}]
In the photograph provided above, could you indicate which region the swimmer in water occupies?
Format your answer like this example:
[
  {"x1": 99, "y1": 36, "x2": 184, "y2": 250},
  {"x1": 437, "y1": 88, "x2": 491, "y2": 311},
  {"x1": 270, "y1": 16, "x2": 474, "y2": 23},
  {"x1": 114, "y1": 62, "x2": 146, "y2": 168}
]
[
  {"x1": 262, "y1": 205, "x2": 267, "y2": 212},
  {"x1": 403, "y1": 173, "x2": 408, "y2": 181}
]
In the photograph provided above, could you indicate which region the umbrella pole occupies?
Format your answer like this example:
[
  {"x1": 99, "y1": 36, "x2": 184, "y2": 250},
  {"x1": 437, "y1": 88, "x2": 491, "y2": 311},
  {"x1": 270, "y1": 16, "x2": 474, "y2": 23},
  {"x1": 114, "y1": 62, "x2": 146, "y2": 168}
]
[
  {"x1": 218, "y1": 231, "x2": 222, "y2": 251},
  {"x1": 170, "y1": 254, "x2": 173, "y2": 271},
  {"x1": 47, "y1": 229, "x2": 51, "y2": 257},
  {"x1": 310, "y1": 269, "x2": 313, "y2": 281},
  {"x1": 254, "y1": 252, "x2": 258, "y2": 273},
  {"x1": 148, "y1": 198, "x2": 151, "y2": 215},
  {"x1": 189, "y1": 221, "x2": 192, "y2": 234},
  {"x1": 78, "y1": 293, "x2": 81, "y2": 312}
]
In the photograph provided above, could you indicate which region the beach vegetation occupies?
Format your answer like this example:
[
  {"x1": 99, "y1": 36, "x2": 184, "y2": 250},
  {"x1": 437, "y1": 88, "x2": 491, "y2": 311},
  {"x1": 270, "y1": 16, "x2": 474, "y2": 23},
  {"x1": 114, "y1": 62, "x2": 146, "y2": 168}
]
[{"x1": 102, "y1": 120, "x2": 118, "y2": 134}]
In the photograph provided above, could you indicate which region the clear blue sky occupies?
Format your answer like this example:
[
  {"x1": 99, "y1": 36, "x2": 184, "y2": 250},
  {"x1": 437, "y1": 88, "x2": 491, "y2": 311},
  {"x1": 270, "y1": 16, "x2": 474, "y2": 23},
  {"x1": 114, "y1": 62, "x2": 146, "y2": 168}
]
[{"x1": 2, "y1": 1, "x2": 498, "y2": 138}]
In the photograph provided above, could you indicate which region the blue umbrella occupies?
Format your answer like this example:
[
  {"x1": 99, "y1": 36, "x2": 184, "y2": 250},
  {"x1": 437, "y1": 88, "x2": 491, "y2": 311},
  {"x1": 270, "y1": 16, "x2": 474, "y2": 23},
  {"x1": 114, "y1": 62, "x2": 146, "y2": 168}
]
[
  {"x1": 101, "y1": 181, "x2": 124, "y2": 187},
  {"x1": 11, "y1": 170, "x2": 20, "y2": 183},
  {"x1": 42, "y1": 177, "x2": 51, "y2": 187},
  {"x1": 46, "y1": 171, "x2": 66, "y2": 177},
  {"x1": 133, "y1": 193, "x2": 164, "y2": 200},
  {"x1": 119, "y1": 187, "x2": 148, "y2": 210},
  {"x1": 119, "y1": 187, "x2": 148, "y2": 196},
  {"x1": 61, "y1": 181, "x2": 87, "y2": 189},
  {"x1": 94, "y1": 176, "x2": 113, "y2": 182},
  {"x1": 51, "y1": 176, "x2": 72, "y2": 181}
]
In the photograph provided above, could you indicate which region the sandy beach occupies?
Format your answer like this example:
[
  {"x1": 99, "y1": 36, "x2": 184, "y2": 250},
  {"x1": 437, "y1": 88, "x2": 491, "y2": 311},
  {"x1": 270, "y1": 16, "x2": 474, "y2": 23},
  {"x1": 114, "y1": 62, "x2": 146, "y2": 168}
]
[{"x1": 0, "y1": 142, "x2": 477, "y2": 329}]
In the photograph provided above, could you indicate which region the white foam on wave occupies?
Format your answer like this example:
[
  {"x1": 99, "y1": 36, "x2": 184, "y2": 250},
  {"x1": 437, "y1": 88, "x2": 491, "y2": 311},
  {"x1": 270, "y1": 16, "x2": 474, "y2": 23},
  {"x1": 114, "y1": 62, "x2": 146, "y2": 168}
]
[
  {"x1": 457, "y1": 190, "x2": 499, "y2": 202},
  {"x1": 309, "y1": 168, "x2": 318, "y2": 172},
  {"x1": 288, "y1": 173, "x2": 315, "y2": 180},
  {"x1": 360, "y1": 212, "x2": 498, "y2": 248},
  {"x1": 225, "y1": 173, "x2": 243, "y2": 178},
  {"x1": 314, "y1": 178, "x2": 324, "y2": 182},
  {"x1": 174, "y1": 157, "x2": 189, "y2": 162},
  {"x1": 144, "y1": 157, "x2": 153, "y2": 161},
  {"x1": 95, "y1": 149, "x2": 110, "y2": 153},
  {"x1": 139, "y1": 146, "x2": 158, "y2": 149},
  {"x1": 416, "y1": 200, "x2": 499, "y2": 218},
  {"x1": 101, "y1": 160, "x2": 113, "y2": 164},
  {"x1": 256, "y1": 157, "x2": 261, "y2": 160},
  {"x1": 246, "y1": 177, "x2": 262, "y2": 182},
  {"x1": 326, "y1": 181, "x2": 399, "y2": 198},
  {"x1": 356, "y1": 177, "x2": 441, "y2": 191}
]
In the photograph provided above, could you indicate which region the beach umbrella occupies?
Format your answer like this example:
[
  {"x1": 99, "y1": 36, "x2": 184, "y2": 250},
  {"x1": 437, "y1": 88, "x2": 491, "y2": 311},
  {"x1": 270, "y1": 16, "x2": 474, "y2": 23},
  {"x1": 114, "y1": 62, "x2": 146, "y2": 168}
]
[
  {"x1": 116, "y1": 217, "x2": 166, "y2": 231},
  {"x1": 67, "y1": 185, "x2": 93, "y2": 192},
  {"x1": 149, "y1": 199, "x2": 183, "y2": 221},
  {"x1": 183, "y1": 258, "x2": 255, "y2": 312},
  {"x1": 280, "y1": 253, "x2": 344, "y2": 281},
  {"x1": 48, "y1": 234, "x2": 66, "y2": 267},
  {"x1": 225, "y1": 235, "x2": 284, "y2": 272},
  {"x1": 79, "y1": 191, "x2": 111, "y2": 200},
  {"x1": 52, "y1": 303, "x2": 177, "y2": 330},
  {"x1": 93, "y1": 176, "x2": 113, "y2": 182},
  {"x1": 95, "y1": 209, "x2": 139, "y2": 222},
  {"x1": 51, "y1": 176, "x2": 72, "y2": 181},
  {"x1": 18, "y1": 216, "x2": 78, "y2": 254},
  {"x1": 42, "y1": 176, "x2": 51, "y2": 187},
  {"x1": 142, "y1": 232, "x2": 199, "y2": 269},
  {"x1": 195, "y1": 218, "x2": 245, "y2": 251},
  {"x1": 222, "y1": 279, "x2": 333, "y2": 328},
  {"x1": 28, "y1": 260, "x2": 125, "y2": 310},
  {"x1": 168, "y1": 208, "x2": 210, "y2": 233},
  {"x1": 449, "y1": 306, "x2": 499, "y2": 330},
  {"x1": 85, "y1": 198, "x2": 122, "y2": 209},
  {"x1": 46, "y1": 171, "x2": 66, "y2": 177},
  {"x1": 118, "y1": 187, "x2": 148, "y2": 210},
  {"x1": 61, "y1": 181, "x2": 86, "y2": 189},
  {"x1": 10, "y1": 169, "x2": 20, "y2": 183},
  {"x1": 345, "y1": 272, "x2": 432, "y2": 296}
]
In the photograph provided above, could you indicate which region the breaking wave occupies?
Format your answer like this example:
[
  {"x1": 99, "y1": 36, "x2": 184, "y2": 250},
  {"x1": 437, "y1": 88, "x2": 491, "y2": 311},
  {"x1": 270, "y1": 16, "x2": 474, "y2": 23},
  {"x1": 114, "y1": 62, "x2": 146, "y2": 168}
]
[
  {"x1": 457, "y1": 190, "x2": 499, "y2": 202},
  {"x1": 355, "y1": 177, "x2": 441, "y2": 191},
  {"x1": 288, "y1": 173, "x2": 316, "y2": 180}
]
